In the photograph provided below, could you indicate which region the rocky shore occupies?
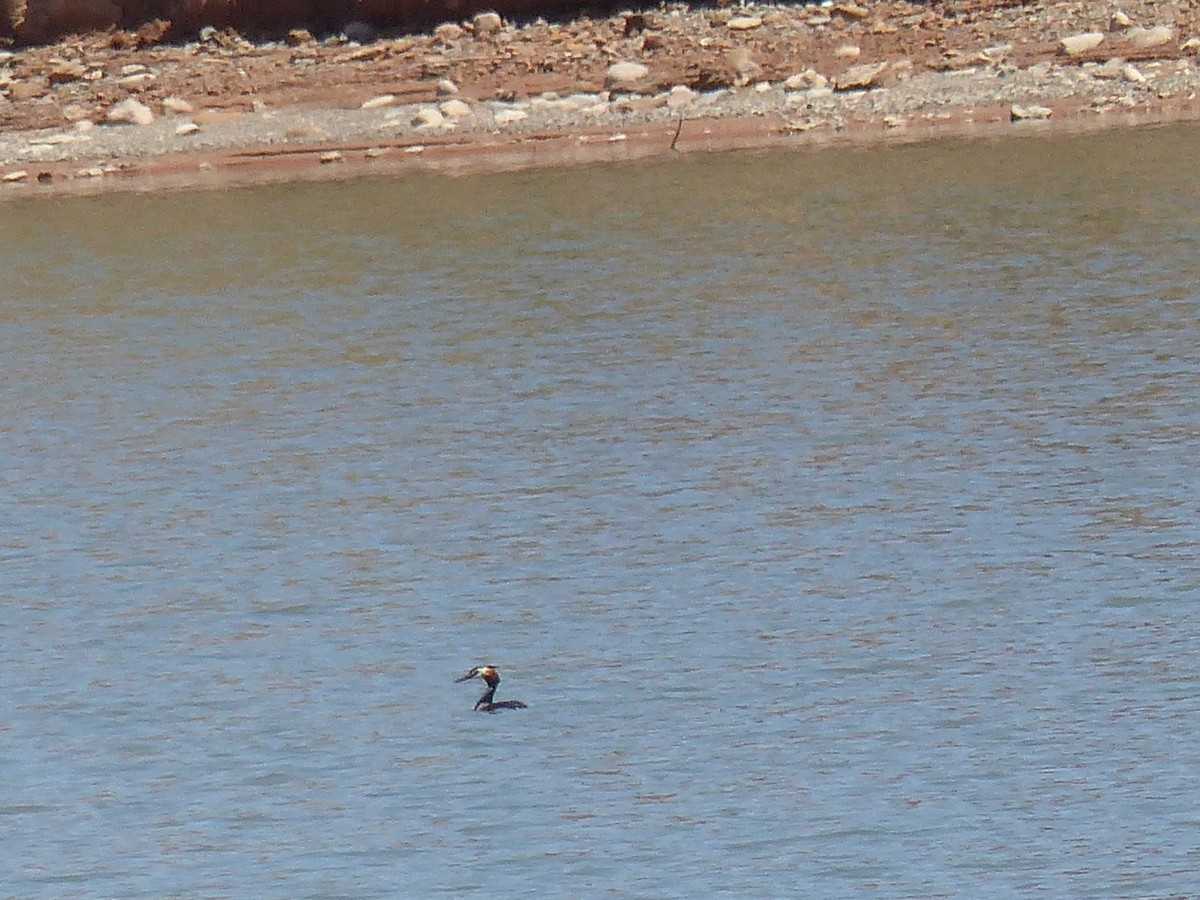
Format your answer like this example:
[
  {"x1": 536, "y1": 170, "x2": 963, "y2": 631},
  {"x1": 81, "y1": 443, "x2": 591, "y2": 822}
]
[{"x1": 3, "y1": 0, "x2": 1200, "y2": 195}]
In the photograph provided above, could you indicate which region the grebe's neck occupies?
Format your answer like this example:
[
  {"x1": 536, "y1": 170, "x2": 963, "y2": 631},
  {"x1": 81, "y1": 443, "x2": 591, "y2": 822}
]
[{"x1": 475, "y1": 684, "x2": 497, "y2": 711}]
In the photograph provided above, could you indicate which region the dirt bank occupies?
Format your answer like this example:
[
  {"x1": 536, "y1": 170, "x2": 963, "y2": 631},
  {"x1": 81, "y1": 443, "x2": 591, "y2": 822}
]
[{"x1": 3, "y1": 0, "x2": 1200, "y2": 196}]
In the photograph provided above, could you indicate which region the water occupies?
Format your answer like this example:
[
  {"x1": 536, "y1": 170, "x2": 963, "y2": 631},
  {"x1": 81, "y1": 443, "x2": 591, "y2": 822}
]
[{"x1": 3, "y1": 127, "x2": 1200, "y2": 897}]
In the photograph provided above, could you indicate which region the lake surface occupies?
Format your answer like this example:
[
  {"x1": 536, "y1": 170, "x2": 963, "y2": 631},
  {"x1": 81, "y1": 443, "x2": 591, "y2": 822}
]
[{"x1": 3, "y1": 127, "x2": 1199, "y2": 898}]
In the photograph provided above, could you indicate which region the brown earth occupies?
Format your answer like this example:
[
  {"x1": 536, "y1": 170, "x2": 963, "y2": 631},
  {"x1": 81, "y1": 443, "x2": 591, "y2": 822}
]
[{"x1": 3, "y1": 1, "x2": 1200, "y2": 194}]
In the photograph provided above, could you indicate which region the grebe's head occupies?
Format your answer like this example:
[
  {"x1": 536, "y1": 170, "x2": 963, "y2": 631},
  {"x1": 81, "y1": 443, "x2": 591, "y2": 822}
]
[{"x1": 456, "y1": 665, "x2": 500, "y2": 686}]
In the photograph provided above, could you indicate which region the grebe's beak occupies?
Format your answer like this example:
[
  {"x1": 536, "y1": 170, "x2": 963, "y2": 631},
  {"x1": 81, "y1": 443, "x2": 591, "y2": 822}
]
[{"x1": 455, "y1": 669, "x2": 479, "y2": 682}]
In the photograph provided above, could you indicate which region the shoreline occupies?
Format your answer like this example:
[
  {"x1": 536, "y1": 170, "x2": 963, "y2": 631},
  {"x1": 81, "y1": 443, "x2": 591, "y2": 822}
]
[
  {"x1": 8, "y1": 101, "x2": 1200, "y2": 200},
  {"x1": 4, "y1": 1, "x2": 1200, "y2": 197}
]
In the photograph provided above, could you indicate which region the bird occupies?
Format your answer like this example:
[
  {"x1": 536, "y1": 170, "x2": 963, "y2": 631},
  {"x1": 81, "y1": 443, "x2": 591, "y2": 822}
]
[{"x1": 455, "y1": 665, "x2": 528, "y2": 712}]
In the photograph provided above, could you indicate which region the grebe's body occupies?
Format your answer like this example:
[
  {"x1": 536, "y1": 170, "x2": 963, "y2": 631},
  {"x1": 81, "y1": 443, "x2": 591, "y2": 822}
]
[{"x1": 455, "y1": 665, "x2": 527, "y2": 712}]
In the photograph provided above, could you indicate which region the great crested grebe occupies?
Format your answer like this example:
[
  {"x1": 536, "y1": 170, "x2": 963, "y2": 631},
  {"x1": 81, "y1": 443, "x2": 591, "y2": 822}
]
[{"x1": 455, "y1": 665, "x2": 528, "y2": 712}]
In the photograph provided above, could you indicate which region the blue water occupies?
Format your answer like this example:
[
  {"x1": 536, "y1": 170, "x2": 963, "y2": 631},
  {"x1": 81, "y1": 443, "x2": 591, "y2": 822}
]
[{"x1": 3, "y1": 128, "x2": 1200, "y2": 897}]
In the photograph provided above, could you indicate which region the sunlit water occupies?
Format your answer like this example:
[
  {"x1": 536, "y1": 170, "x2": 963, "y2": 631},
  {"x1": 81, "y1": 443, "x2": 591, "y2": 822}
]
[{"x1": 3, "y1": 127, "x2": 1200, "y2": 898}]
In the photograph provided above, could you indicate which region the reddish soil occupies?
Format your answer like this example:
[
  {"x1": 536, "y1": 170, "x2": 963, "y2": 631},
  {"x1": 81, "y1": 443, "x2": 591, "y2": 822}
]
[{"x1": 3, "y1": 1, "x2": 1200, "y2": 194}]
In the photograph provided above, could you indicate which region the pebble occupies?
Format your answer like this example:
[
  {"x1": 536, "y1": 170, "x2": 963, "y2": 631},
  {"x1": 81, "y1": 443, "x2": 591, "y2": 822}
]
[
  {"x1": 1109, "y1": 11, "x2": 1134, "y2": 30},
  {"x1": 48, "y1": 60, "x2": 87, "y2": 83},
  {"x1": 436, "y1": 79, "x2": 460, "y2": 97},
  {"x1": 1010, "y1": 104, "x2": 1053, "y2": 121},
  {"x1": 104, "y1": 98, "x2": 154, "y2": 126},
  {"x1": 834, "y1": 45, "x2": 861, "y2": 59},
  {"x1": 1122, "y1": 63, "x2": 1148, "y2": 84},
  {"x1": 831, "y1": 2, "x2": 870, "y2": 20},
  {"x1": 834, "y1": 62, "x2": 888, "y2": 91},
  {"x1": 439, "y1": 98, "x2": 473, "y2": 118},
  {"x1": 605, "y1": 61, "x2": 650, "y2": 92},
  {"x1": 411, "y1": 107, "x2": 446, "y2": 130},
  {"x1": 1088, "y1": 57, "x2": 1126, "y2": 79},
  {"x1": 1125, "y1": 25, "x2": 1174, "y2": 49},
  {"x1": 727, "y1": 16, "x2": 763, "y2": 31},
  {"x1": 2, "y1": 170, "x2": 29, "y2": 182},
  {"x1": 784, "y1": 69, "x2": 829, "y2": 91},
  {"x1": 494, "y1": 108, "x2": 528, "y2": 125},
  {"x1": 1058, "y1": 33, "x2": 1105, "y2": 57},
  {"x1": 361, "y1": 94, "x2": 396, "y2": 109},
  {"x1": 319, "y1": 151, "x2": 344, "y2": 164},
  {"x1": 162, "y1": 96, "x2": 194, "y2": 114},
  {"x1": 117, "y1": 73, "x2": 156, "y2": 89},
  {"x1": 472, "y1": 12, "x2": 503, "y2": 35},
  {"x1": 666, "y1": 85, "x2": 698, "y2": 109},
  {"x1": 175, "y1": 121, "x2": 201, "y2": 135},
  {"x1": 434, "y1": 23, "x2": 464, "y2": 42}
]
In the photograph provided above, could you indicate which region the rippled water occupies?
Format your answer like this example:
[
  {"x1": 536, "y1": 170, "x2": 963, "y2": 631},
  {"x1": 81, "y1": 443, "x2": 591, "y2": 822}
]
[{"x1": 4, "y1": 127, "x2": 1200, "y2": 897}]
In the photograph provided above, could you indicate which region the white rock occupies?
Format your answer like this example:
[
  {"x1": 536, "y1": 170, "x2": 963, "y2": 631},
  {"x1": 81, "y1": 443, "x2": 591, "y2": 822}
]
[
  {"x1": 104, "y1": 97, "x2": 154, "y2": 126},
  {"x1": 727, "y1": 16, "x2": 762, "y2": 30},
  {"x1": 175, "y1": 121, "x2": 200, "y2": 135},
  {"x1": 117, "y1": 72, "x2": 155, "y2": 88},
  {"x1": 1088, "y1": 57, "x2": 1126, "y2": 79},
  {"x1": 411, "y1": 107, "x2": 445, "y2": 130},
  {"x1": 439, "y1": 98, "x2": 472, "y2": 118},
  {"x1": 561, "y1": 92, "x2": 604, "y2": 110},
  {"x1": 2, "y1": 170, "x2": 28, "y2": 182},
  {"x1": 436, "y1": 78, "x2": 459, "y2": 96},
  {"x1": 162, "y1": 96, "x2": 194, "y2": 114},
  {"x1": 1122, "y1": 63, "x2": 1148, "y2": 84},
  {"x1": 1058, "y1": 32, "x2": 1105, "y2": 57},
  {"x1": 666, "y1": 85, "x2": 698, "y2": 109},
  {"x1": 1109, "y1": 10, "x2": 1134, "y2": 30},
  {"x1": 833, "y1": 44, "x2": 861, "y2": 59},
  {"x1": 493, "y1": 108, "x2": 528, "y2": 125},
  {"x1": 1125, "y1": 25, "x2": 1174, "y2": 49},
  {"x1": 833, "y1": 62, "x2": 888, "y2": 91},
  {"x1": 472, "y1": 11, "x2": 503, "y2": 35},
  {"x1": 784, "y1": 69, "x2": 828, "y2": 91},
  {"x1": 1010, "y1": 104, "x2": 1052, "y2": 121},
  {"x1": 979, "y1": 43, "x2": 1012, "y2": 62},
  {"x1": 361, "y1": 93, "x2": 396, "y2": 109},
  {"x1": 319, "y1": 151, "x2": 344, "y2": 164},
  {"x1": 605, "y1": 61, "x2": 650, "y2": 91}
]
